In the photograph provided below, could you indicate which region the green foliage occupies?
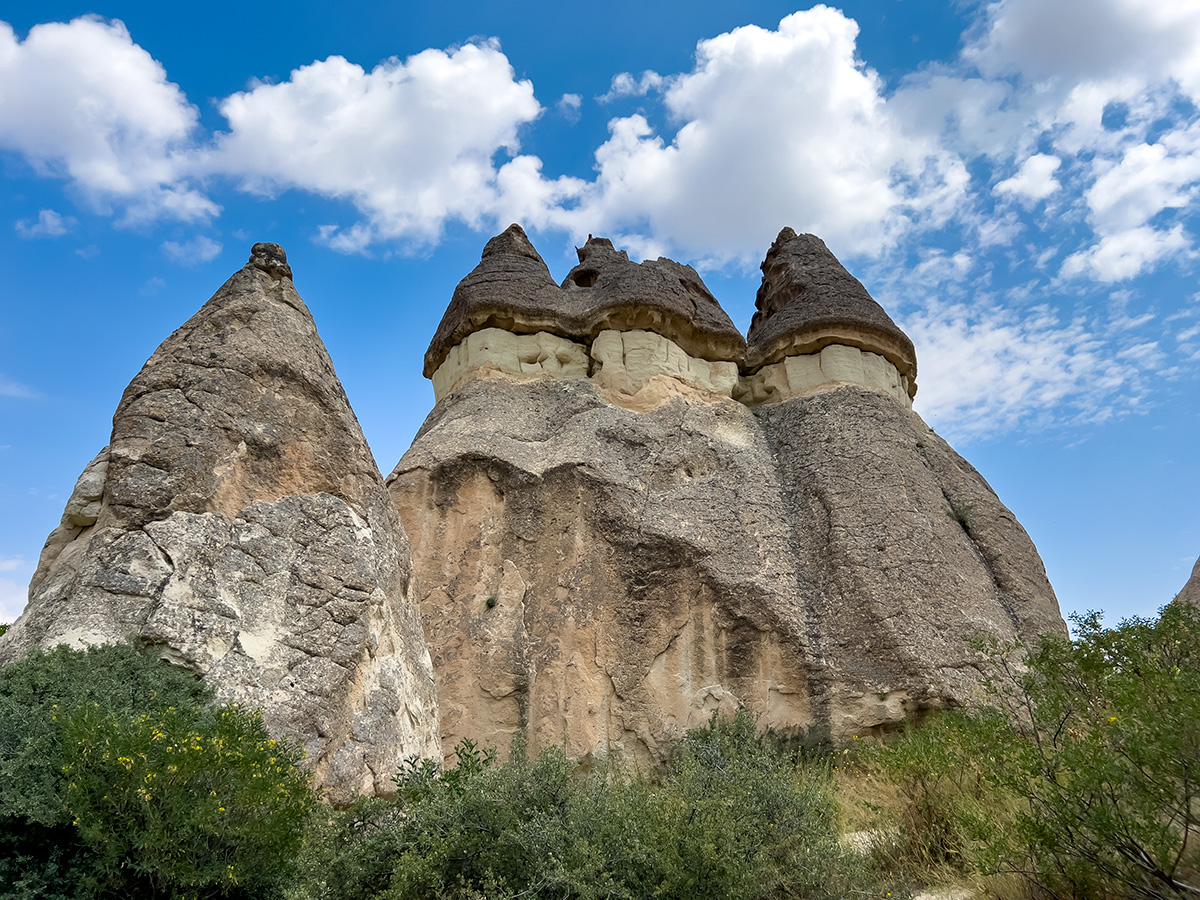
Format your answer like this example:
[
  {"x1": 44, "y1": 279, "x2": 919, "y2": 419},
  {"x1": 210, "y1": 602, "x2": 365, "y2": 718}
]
[
  {"x1": 61, "y1": 703, "x2": 313, "y2": 898},
  {"x1": 873, "y1": 601, "x2": 1200, "y2": 899},
  {"x1": 293, "y1": 711, "x2": 850, "y2": 900},
  {"x1": 0, "y1": 642, "x2": 212, "y2": 825},
  {"x1": 861, "y1": 710, "x2": 1007, "y2": 881},
  {"x1": 0, "y1": 642, "x2": 314, "y2": 900}
]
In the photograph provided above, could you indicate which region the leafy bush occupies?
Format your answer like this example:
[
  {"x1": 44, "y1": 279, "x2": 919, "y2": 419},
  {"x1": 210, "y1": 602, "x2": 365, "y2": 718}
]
[
  {"x1": 0, "y1": 642, "x2": 313, "y2": 899},
  {"x1": 872, "y1": 601, "x2": 1200, "y2": 900},
  {"x1": 294, "y1": 712, "x2": 851, "y2": 900}
]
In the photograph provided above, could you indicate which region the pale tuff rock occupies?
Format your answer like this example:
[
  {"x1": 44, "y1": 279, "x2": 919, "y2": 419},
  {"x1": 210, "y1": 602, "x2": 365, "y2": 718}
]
[
  {"x1": 0, "y1": 243, "x2": 439, "y2": 803},
  {"x1": 1178, "y1": 557, "x2": 1200, "y2": 606},
  {"x1": 591, "y1": 330, "x2": 740, "y2": 399},
  {"x1": 390, "y1": 225, "x2": 1065, "y2": 765},
  {"x1": 736, "y1": 345, "x2": 911, "y2": 408},
  {"x1": 431, "y1": 328, "x2": 589, "y2": 401},
  {"x1": 746, "y1": 228, "x2": 918, "y2": 397},
  {"x1": 431, "y1": 326, "x2": 739, "y2": 405}
]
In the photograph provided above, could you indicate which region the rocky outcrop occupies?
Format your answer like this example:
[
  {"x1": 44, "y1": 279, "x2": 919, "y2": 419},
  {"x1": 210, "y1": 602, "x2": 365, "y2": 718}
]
[
  {"x1": 1178, "y1": 556, "x2": 1200, "y2": 606},
  {"x1": 389, "y1": 225, "x2": 1065, "y2": 765},
  {"x1": 0, "y1": 243, "x2": 439, "y2": 802},
  {"x1": 746, "y1": 229, "x2": 916, "y2": 387}
]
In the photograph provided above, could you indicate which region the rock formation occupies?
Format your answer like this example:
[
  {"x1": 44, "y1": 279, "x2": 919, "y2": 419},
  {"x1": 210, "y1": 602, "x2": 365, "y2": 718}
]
[
  {"x1": 1178, "y1": 556, "x2": 1200, "y2": 606},
  {"x1": 0, "y1": 243, "x2": 439, "y2": 802},
  {"x1": 2, "y1": 225, "x2": 1069, "y2": 789},
  {"x1": 388, "y1": 224, "x2": 1066, "y2": 765}
]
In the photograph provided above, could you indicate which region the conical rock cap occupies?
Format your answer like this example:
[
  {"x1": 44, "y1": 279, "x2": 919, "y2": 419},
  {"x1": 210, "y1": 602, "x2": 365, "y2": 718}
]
[
  {"x1": 561, "y1": 236, "x2": 746, "y2": 363},
  {"x1": 424, "y1": 225, "x2": 746, "y2": 379},
  {"x1": 746, "y1": 229, "x2": 916, "y2": 392},
  {"x1": 425, "y1": 224, "x2": 582, "y2": 377}
]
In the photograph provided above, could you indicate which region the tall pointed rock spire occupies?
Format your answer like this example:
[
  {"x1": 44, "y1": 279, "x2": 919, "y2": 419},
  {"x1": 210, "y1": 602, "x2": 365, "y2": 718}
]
[{"x1": 0, "y1": 243, "x2": 440, "y2": 802}]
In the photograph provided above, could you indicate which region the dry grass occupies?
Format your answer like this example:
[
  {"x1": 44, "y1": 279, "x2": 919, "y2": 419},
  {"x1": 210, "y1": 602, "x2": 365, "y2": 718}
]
[{"x1": 830, "y1": 751, "x2": 1038, "y2": 900}]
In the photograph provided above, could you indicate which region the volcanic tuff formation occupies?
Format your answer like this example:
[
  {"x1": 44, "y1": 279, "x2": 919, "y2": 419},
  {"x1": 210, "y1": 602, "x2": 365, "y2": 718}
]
[
  {"x1": 1179, "y1": 557, "x2": 1200, "y2": 606},
  {"x1": 4, "y1": 227, "x2": 1068, "y2": 789},
  {"x1": 0, "y1": 244, "x2": 439, "y2": 803},
  {"x1": 389, "y1": 225, "x2": 1066, "y2": 765}
]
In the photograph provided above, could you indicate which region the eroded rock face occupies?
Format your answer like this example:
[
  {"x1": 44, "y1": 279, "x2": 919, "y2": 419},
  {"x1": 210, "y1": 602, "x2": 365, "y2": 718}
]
[
  {"x1": 1178, "y1": 557, "x2": 1200, "y2": 606},
  {"x1": 754, "y1": 387, "x2": 1065, "y2": 731},
  {"x1": 0, "y1": 243, "x2": 439, "y2": 802},
  {"x1": 390, "y1": 226, "x2": 1065, "y2": 765},
  {"x1": 390, "y1": 376, "x2": 816, "y2": 763}
]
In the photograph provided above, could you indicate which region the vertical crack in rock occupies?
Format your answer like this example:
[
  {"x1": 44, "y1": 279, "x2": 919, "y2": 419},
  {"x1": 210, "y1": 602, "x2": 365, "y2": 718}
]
[{"x1": 0, "y1": 242, "x2": 440, "y2": 803}]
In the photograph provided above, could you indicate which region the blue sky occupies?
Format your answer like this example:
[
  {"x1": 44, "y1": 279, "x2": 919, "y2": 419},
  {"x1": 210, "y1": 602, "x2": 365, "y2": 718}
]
[{"x1": 1, "y1": 0, "x2": 1198, "y2": 625}]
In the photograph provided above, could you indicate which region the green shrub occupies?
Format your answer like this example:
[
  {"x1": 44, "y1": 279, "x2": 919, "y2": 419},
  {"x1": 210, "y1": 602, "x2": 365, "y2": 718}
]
[
  {"x1": 873, "y1": 601, "x2": 1200, "y2": 899},
  {"x1": 0, "y1": 642, "x2": 313, "y2": 899},
  {"x1": 294, "y1": 712, "x2": 851, "y2": 900}
]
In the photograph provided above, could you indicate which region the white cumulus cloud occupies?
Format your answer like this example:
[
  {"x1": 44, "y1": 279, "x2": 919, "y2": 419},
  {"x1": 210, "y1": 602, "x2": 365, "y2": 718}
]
[
  {"x1": 202, "y1": 41, "x2": 544, "y2": 250},
  {"x1": 1083, "y1": 127, "x2": 1200, "y2": 233},
  {"x1": 0, "y1": 16, "x2": 215, "y2": 222},
  {"x1": 1061, "y1": 224, "x2": 1191, "y2": 282},
  {"x1": 161, "y1": 236, "x2": 222, "y2": 265},
  {"x1": 598, "y1": 70, "x2": 666, "y2": 103},
  {"x1": 557, "y1": 93, "x2": 582, "y2": 123},
  {"x1": 994, "y1": 154, "x2": 1062, "y2": 202},
  {"x1": 14, "y1": 208, "x2": 73, "y2": 237},
  {"x1": 548, "y1": 6, "x2": 969, "y2": 263},
  {"x1": 966, "y1": 0, "x2": 1200, "y2": 96}
]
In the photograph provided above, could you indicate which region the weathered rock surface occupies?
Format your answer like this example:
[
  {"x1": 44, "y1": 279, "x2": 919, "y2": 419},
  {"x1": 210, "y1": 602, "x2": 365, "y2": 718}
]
[
  {"x1": 390, "y1": 375, "x2": 816, "y2": 763},
  {"x1": 0, "y1": 243, "x2": 439, "y2": 802},
  {"x1": 389, "y1": 226, "x2": 1065, "y2": 765},
  {"x1": 1178, "y1": 556, "x2": 1200, "y2": 606},
  {"x1": 754, "y1": 387, "x2": 1065, "y2": 732}
]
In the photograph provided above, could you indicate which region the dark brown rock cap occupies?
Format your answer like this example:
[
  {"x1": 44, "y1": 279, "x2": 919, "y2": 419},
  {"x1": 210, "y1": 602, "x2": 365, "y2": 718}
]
[
  {"x1": 424, "y1": 224, "x2": 585, "y2": 377},
  {"x1": 560, "y1": 236, "x2": 746, "y2": 364},
  {"x1": 248, "y1": 242, "x2": 292, "y2": 280},
  {"x1": 746, "y1": 228, "x2": 917, "y2": 393},
  {"x1": 423, "y1": 225, "x2": 746, "y2": 377}
]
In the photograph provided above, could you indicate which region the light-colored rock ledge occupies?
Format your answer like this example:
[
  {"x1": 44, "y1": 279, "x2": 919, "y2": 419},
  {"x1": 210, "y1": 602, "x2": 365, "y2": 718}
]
[
  {"x1": 737, "y1": 345, "x2": 912, "y2": 409},
  {"x1": 431, "y1": 328, "x2": 590, "y2": 400},
  {"x1": 431, "y1": 327, "x2": 910, "y2": 409},
  {"x1": 591, "y1": 329, "x2": 739, "y2": 397}
]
